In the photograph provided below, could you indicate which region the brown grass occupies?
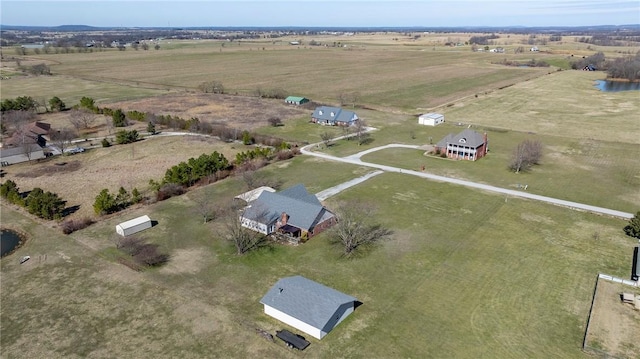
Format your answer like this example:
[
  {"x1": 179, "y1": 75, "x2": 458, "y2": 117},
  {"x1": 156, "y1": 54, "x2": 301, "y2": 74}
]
[
  {"x1": 584, "y1": 279, "x2": 640, "y2": 358},
  {"x1": 2, "y1": 135, "x2": 239, "y2": 219}
]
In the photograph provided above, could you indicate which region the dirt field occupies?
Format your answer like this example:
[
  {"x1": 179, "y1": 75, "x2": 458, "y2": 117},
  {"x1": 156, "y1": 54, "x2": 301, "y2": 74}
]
[
  {"x1": 584, "y1": 279, "x2": 640, "y2": 358},
  {"x1": 107, "y1": 93, "x2": 311, "y2": 129}
]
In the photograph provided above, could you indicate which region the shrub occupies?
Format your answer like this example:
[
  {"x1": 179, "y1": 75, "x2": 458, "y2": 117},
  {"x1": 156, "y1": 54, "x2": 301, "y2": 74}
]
[
  {"x1": 61, "y1": 217, "x2": 95, "y2": 234},
  {"x1": 101, "y1": 138, "x2": 111, "y2": 147},
  {"x1": 156, "y1": 183, "x2": 185, "y2": 201}
]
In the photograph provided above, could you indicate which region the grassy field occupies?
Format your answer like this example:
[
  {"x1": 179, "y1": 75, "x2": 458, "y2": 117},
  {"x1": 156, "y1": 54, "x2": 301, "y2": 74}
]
[
  {"x1": 1, "y1": 33, "x2": 639, "y2": 358},
  {"x1": 1, "y1": 159, "x2": 636, "y2": 358}
]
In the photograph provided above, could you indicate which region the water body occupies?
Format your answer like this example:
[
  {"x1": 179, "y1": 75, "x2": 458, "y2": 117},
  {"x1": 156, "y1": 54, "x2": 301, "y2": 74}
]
[
  {"x1": 1, "y1": 229, "x2": 23, "y2": 257},
  {"x1": 594, "y1": 80, "x2": 640, "y2": 92}
]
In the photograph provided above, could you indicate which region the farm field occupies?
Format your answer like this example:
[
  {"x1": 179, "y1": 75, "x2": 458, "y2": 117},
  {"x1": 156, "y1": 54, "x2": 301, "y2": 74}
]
[{"x1": 1, "y1": 32, "x2": 639, "y2": 359}]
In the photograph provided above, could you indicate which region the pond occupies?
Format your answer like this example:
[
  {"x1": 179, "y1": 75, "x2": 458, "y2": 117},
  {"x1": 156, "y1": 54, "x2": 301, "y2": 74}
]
[
  {"x1": 1, "y1": 229, "x2": 24, "y2": 257},
  {"x1": 594, "y1": 80, "x2": 640, "y2": 92}
]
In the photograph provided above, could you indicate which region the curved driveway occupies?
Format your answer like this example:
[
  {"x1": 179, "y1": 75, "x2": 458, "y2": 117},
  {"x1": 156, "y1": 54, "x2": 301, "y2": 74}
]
[{"x1": 302, "y1": 143, "x2": 634, "y2": 220}]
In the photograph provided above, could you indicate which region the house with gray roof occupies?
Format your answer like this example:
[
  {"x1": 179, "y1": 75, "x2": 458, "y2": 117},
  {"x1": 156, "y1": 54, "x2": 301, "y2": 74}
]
[
  {"x1": 0, "y1": 144, "x2": 46, "y2": 166},
  {"x1": 240, "y1": 184, "x2": 336, "y2": 239},
  {"x1": 434, "y1": 129, "x2": 488, "y2": 161},
  {"x1": 260, "y1": 275, "x2": 358, "y2": 339},
  {"x1": 311, "y1": 106, "x2": 359, "y2": 127}
]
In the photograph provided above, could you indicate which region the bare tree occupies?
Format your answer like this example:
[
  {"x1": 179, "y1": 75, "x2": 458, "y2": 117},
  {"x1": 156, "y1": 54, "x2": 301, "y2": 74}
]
[
  {"x1": 509, "y1": 139, "x2": 543, "y2": 173},
  {"x1": 354, "y1": 119, "x2": 369, "y2": 145},
  {"x1": 320, "y1": 131, "x2": 333, "y2": 147},
  {"x1": 2, "y1": 110, "x2": 34, "y2": 134},
  {"x1": 222, "y1": 202, "x2": 270, "y2": 255},
  {"x1": 329, "y1": 201, "x2": 393, "y2": 258},
  {"x1": 68, "y1": 109, "x2": 96, "y2": 130},
  {"x1": 50, "y1": 128, "x2": 77, "y2": 154},
  {"x1": 240, "y1": 169, "x2": 282, "y2": 190},
  {"x1": 191, "y1": 193, "x2": 218, "y2": 224}
]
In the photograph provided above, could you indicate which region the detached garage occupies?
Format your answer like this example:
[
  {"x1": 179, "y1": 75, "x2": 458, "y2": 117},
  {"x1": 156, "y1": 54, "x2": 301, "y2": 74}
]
[
  {"x1": 116, "y1": 215, "x2": 152, "y2": 236},
  {"x1": 260, "y1": 275, "x2": 358, "y2": 340},
  {"x1": 418, "y1": 113, "x2": 444, "y2": 126}
]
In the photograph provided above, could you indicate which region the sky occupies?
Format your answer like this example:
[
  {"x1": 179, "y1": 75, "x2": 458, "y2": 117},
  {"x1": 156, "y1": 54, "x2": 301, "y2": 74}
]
[{"x1": 1, "y1": 0, "x2": 639, "y2": 28}]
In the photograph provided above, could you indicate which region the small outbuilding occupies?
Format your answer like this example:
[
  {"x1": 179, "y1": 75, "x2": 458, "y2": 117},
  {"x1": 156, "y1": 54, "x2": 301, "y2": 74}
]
[
  {"x1": 418, "y1": 113, "x2": 444, "y2": 126},
  {"x1": 260, "y1": 275, "x2": 358, "y2": 340},
  {"x1": 116, "y1": 215, "x2": 152, "y2": 237},
  {"x1": 285, "y1": 96, "x2": 309, "y2": 106}
]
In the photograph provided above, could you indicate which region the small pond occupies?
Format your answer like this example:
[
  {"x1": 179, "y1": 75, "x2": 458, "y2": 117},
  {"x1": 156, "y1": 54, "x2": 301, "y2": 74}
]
[
  {"x1": 1, "y1": 229, "x2": 24, "y2": 257},
  {"x1": 594, "y1": 80, "x2": 640, "y2": 92}
]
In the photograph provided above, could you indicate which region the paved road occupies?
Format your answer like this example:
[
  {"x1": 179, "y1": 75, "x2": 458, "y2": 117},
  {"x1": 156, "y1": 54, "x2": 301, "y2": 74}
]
[
  {"x1": 302, "y1": 143, "x2": 634, "y2": 220},
  {"x1": 315, "y1": 170, "x2": 384, "y2": 201}
]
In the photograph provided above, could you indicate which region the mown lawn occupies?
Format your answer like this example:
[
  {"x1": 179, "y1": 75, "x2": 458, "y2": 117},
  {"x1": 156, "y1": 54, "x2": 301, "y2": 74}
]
[{"x1": 1, "y1": 163, "x2": 634, "y2": 358}]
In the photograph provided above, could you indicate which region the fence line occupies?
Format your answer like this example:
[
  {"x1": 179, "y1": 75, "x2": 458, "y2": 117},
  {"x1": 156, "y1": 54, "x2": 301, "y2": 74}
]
[{"x1": 597, "y1": 273, "x2": 639, "y2": 287}]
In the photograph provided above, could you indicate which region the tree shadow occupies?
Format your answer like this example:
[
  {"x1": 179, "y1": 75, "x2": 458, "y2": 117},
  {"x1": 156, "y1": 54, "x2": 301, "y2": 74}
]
[{"x1": 62, "y1": 205, "x2": 80, "y2": 217}]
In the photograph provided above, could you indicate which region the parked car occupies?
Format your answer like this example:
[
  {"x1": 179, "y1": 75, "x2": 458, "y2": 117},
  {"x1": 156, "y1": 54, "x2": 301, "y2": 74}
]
[{"x1": 64, "y1": 147, "x2": 85, "y2": 154}]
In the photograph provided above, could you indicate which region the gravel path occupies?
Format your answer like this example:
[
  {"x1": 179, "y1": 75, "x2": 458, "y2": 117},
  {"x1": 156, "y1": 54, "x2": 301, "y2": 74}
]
[{"x1": 302, "y1": 142, "x2": 633, "y2": 220}]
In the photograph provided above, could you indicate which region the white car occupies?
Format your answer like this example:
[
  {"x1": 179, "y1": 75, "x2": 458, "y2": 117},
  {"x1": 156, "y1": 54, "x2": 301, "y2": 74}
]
[{"x1": 64, "y1": 147, "x2": 85, "y2": 154}]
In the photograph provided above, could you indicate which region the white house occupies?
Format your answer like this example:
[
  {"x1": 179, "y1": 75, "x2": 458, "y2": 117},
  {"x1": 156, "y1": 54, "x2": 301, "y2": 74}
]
[
  {"x1": 260, "y1": 276, "x2": 358, "y2": 340},
  {"x1": 418, "y1": 113, "x2": 444, "y2": 126},
  {"x1": 116, "y1": 215, "x2": 152, "y2": 236}
]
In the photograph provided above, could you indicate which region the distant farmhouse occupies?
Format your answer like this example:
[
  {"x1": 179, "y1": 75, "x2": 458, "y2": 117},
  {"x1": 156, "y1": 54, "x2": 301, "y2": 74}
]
[
  {"x1": 285, "y1": 96, "x2": 309, "y2": 106},
  {"x1": 435, "y1": 129, "x2": 488, "y2": 161},
  {"x1": 239, "y1": 184, "x2": 336, "y2": 240},
  {"x1": 418, "y1": 113, "x2": 444, "y2": 126},
  {"x1": 260, "y1": 275, "x2": 358, "y2": 340},
  {"x1": 311, "y1": 106, "x2": 359, "y2": 126}
]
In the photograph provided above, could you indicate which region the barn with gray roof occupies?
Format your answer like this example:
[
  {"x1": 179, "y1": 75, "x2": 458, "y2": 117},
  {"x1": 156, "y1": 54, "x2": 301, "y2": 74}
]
[
  {"x1": 260, "y1": 275, "x2": 358, "y2": 339},
  {"x1": 240, "y1": 184, "x2": 336, "y2": 239}
]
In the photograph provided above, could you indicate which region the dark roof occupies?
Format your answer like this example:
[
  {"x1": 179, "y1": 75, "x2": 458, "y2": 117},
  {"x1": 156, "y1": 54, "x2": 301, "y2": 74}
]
[
  {"x1": 243, "y1": 184, "x2": 333, "y2": 231},
  {"x1": 260, "y1": 276, "x2": 357, "y2": 330},
  {"x1": 312, "y1": 106, "x2": 358, "y2": 124},
  {"x1": 285, "y1": 96, "x2": 308, "y2": 103},
  {"x1": 633, "y1": 246, "x2": 639, "y2": 280},
  {"x1": 276, "y1": 329, "x2": 310, "y2": 350},
  {"x1": 436, "y1": 129, "x2": 486, "y2": 148},
  {"x1": 0, "y1": 144, "x2": 44, "y2": 158}
]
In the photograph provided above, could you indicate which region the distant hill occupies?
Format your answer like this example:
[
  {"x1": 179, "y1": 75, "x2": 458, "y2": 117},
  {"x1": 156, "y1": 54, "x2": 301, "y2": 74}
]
[{"x1": 1, "y1": 24, "x2": 639, "y2": 33}]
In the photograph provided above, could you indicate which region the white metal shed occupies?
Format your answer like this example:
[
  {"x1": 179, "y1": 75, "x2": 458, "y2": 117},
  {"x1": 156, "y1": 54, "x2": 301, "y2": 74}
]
[
  {"x1": 418, "y1": 113, "x2": 444, "y2": 126},
  {"x1": 116, "y1": 215, "x2": 152, "y2": 236}
]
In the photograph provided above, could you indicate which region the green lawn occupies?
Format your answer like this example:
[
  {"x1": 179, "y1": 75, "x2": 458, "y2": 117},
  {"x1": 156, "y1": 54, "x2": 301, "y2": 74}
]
[{"x1": 1, "y1": 163, "x2": 634, "y2": 358}]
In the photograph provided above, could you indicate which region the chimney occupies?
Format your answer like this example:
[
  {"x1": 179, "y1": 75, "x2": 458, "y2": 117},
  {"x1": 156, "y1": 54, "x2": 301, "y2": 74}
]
[
  {"x1": 483, "y1": 132, "x2": 488, "y2": 154},
  {"x1": 280, "y1": 212, "x2": 288, "y2": 225}
]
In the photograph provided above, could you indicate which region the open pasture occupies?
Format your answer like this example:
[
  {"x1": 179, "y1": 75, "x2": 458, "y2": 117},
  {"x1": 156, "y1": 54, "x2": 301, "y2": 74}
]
[
  {"x1": 5, "y1": 41, "x2": 550, "y2": 110},
  {"x1": 1, "y1": 159, "x2": 636, "y2": 358}
]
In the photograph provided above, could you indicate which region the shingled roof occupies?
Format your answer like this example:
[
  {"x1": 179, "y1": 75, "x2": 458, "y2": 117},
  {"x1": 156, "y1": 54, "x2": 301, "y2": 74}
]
[
  {"x1": 436, "y1": 129, "x2": 486, "y2": 148},
  {"x1": 260, "y1": 276, "x2": 357, "y2": 331},
  {"x1": 312, "y1": 106, "x2": 358, "y2": 125},
  {"x1": 243, "y1": 184, "x2": 333, "y2": 232}
]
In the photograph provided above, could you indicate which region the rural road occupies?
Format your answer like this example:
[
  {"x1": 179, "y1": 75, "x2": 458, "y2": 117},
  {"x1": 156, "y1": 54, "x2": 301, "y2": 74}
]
[{"x1": 301, "y1": 142, "x2": 634, "y2": 220}]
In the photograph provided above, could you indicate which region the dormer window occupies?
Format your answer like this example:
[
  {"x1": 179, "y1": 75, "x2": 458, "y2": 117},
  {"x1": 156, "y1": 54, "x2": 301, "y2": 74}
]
[
  {"x1": 459, "y1": 138, "x2": 467, "y2": 143},
  {"x1": 318, "y1": 110, "x2": 323, "y2": 115},
  {"x1": 330, "y1": 112, "x2": 335, "y2": 117}
]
